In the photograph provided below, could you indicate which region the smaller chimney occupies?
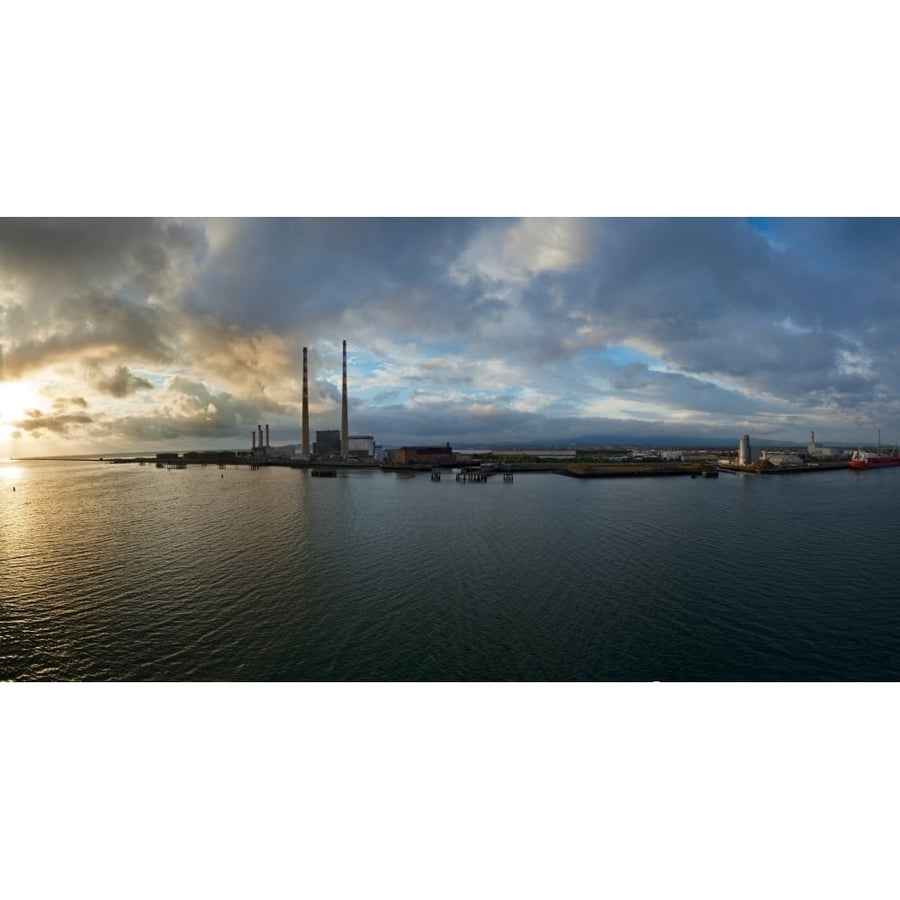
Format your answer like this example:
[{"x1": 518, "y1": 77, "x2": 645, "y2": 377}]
[{"x1": 252, "y1": 430, "x2": 256, "y2": 451}]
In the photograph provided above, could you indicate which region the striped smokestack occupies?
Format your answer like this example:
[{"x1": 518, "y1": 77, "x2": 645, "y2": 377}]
[
  {"x1": 301, "y1": 346, "x2": 310, "y2": 455},
  {"x1": 341, "y1": 339, "x2": 349, "y2": 460}
]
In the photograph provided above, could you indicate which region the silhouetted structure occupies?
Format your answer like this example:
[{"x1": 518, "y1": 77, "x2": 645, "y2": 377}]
[
  {"x1": 394, "y1": 444, "x2": 455, "y2": 466},
  {"x1": 315, "y1": 429, "x2": 341, "y2": 458},
  {"x1": 301, "y1": 346, "x2": 310, "y2": 455},
  {"x1": 341, "y1": 339, "x2": 349, "y2": 460}
]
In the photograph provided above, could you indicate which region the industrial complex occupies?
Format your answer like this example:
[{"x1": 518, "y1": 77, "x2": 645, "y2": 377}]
[
  {"x1": 716, "y1": 431, "x2": 855, "y2": 474},
  {"x1": 105, "y1": 339, "x2": 893, "y2": 479},
  {"x1": 230, "y1": 339, "x2": 455, "y2": 468}
]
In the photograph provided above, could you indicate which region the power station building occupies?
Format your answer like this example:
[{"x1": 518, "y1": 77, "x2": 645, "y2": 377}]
[
  {"x1": 251, "y1": 424, "x2": 271, "y2": 455},
  {"x1": 314, "y1": 429, "x2": 342, "y2": 458},
  {"x1": 301, "y1": 339, "x2": 365, "y2": 461},
  {"x1": 246, "y1": 342, "x2": 453, "y2": 466},
  {"x1": 347, "y1": 435, "x2": 376, "y2": 458}
]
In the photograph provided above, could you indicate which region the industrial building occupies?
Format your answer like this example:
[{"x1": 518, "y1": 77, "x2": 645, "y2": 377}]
[
  {"x1": 807, "y1": 430, "x2": 840, "y2": 459},
  {"x1": 759, "y1": 450, "x2": 804, "y2": 467},
  {"x1": 314, "y1": 429, "x2": 342, "y2": 458},
  {"x1": 392, "y1": 444, "x2": 455, "y2": 466},
  {"x1": 347, "y1": 435, "x2": 376, "y2": 458},
  {"x1": 255, "y1": 339, "x2": 454, "y2": 466},
  {"x1": 250, "y1": 424, "x2": 271, "y2": 456}
]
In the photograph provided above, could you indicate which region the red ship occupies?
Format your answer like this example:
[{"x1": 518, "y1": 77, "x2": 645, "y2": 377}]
[{"x1": 848, "y1": 448, "x2": 900, "y2": 469}]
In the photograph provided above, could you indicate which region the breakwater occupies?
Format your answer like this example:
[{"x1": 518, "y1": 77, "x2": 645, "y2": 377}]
[
  {"x1": 717, "y1": 460, "x2": 850, "y2": 475},
  {"x1": 64, "y1": 455, "x2": 854, "y2": 479}
]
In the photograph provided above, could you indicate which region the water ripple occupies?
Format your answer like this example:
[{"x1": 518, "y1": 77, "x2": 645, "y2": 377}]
[{"x1": 3, "y1": 461, "x2": 900, "y2": 680}]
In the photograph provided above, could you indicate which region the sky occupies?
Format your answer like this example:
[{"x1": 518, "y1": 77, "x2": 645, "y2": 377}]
[{"x1": 2, "y1": 216, "x2": 899, "y2": 455}]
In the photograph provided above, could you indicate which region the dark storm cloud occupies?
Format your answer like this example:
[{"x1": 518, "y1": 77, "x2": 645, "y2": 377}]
[
  {"x1": 0, "y1": 219, "x2": 208, "y2": 390},
  {"x1": 195, "y1": 218, "x2": 508, "y2": 335},
  {"x1": 504, "y1": 219, "x2": 896, "y2": 409},
  {"x1": 0, "y1": 218, "x2": 207, "y2": 298},
  {"x1": 531, "y1": 219, "x2": 788, "y2": 351},
  {"x1": 3, "y1": 291, "x2": 175, "y2": 378}
]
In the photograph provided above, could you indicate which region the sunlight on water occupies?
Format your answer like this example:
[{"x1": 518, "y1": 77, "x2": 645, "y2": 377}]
[{"x1": 0, "y1": 460, "x2": 24, "y2": 482}]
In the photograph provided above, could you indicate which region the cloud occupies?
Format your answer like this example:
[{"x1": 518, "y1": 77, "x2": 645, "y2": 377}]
[
  {"x1": 137, "y1": 376, "x2": 284, "y2": 437},
  {"x1": 15, "y1": 408, "x2": 94, "y2": 437},
  {"x1": 0, "y1": 218, "x2": 206, "y2": 302},
  {"x1": 85, "y1": 364, "x2": 153, "y2": 398},
  {"x1": 192, "y1": 218, "x2": 488, "y2": 334},
  {"x1": 4, "y1": 217, "x2": 900, "y2": 452},
  {"x1": 3, "y1": 291, "x2": 175, "y2": 380},
  {"x1": 449, "y1": 217, "x2": 597, "y2": 286},
  {"x1": 177, "y1": 316, "x2": 301, "y2": 408},
  {"x1": 53, "y1": 395, "x2": 88, "y2": 409},
  {"x1": 0, "y1": 219, "x2": 207, "y2": 387}
]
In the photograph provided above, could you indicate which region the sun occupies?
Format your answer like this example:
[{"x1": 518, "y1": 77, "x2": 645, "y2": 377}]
[{"x1": 0, "y1": 379, "x2": 41, "y2": 439}]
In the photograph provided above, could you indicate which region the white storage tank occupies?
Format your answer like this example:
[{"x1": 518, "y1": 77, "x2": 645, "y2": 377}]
[{"x1": 738, "y1": 434, "x2": 751, "y2": 466}]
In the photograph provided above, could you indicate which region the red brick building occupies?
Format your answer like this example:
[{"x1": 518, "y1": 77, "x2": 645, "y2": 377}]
[{"x1": 393, "y1": 443, "x2": 455, "y2": 466}]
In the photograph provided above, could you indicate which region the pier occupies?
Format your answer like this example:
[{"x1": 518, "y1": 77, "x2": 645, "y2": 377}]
[{"x1": 456, "y1": 469, "x2": 490, "y2": 483}]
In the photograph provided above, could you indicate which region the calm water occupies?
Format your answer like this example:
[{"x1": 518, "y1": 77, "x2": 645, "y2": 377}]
[{"x1": 2, "y1": 458, "x2": 899, "y2": 680}]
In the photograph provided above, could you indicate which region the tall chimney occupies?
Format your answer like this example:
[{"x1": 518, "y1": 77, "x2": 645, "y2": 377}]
[
  {"x1": 252, "y1": 430, "x2": 256, "y2": 451},
  {"x1": 341, "y1": 339, "x2": 349, "y2": 460},
  {"x1": 301, "y1": 346, "x2": 310, "y2": 455},
  {"x1": 266, "y1": 424, "x2": 270, "y2": 450},
  {"x1": 258, "y1": 425, "x2": 263, "y2": 453}
]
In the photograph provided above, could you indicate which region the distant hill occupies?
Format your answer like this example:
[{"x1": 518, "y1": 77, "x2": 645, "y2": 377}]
[{"x1": 473, "y1": 435, "x2": 798, "y2": 451}]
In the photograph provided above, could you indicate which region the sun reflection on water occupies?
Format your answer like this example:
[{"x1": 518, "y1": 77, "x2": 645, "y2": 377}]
[{"x1": 0, "y1": 460, "x2": 24, "y2": 482}]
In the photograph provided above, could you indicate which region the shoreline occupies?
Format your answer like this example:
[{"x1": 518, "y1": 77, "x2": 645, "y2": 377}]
[{"x1": 10, "y1": 456, "x2": 857, "y2": 478}]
